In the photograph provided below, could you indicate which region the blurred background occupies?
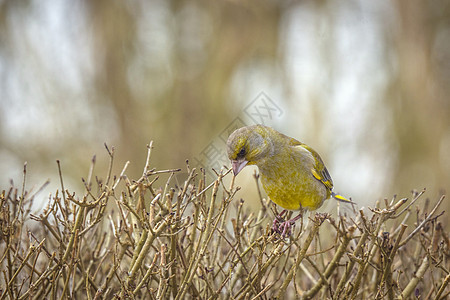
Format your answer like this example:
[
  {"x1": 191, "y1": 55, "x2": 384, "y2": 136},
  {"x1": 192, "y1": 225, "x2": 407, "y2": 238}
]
[{"x1": 0, "y1": 0, "x2": 449, "y2": 211}]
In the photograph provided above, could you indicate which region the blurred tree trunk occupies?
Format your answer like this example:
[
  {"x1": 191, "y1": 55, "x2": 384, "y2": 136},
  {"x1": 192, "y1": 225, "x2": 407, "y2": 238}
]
[
  {"x1": 389, "y1": 0, "x2": 450, "y2": 195},
  {"x1": 84, "y1": 0, "x2": 282, "y2": 177}
]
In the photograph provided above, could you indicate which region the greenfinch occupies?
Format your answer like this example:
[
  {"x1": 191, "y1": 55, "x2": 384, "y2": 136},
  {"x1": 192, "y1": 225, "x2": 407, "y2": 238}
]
[{"x1": 226, "y1": 124, "x2": 351, "y2": 235}]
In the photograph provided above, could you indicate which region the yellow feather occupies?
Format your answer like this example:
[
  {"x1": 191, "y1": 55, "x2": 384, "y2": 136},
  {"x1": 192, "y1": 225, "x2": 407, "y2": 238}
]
[{"x1": 227, "y1": 125, "x2": 353, "y2": 211}]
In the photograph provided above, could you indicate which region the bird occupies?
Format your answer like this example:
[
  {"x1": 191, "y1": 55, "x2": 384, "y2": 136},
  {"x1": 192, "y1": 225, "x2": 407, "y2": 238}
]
[{"x1": 226, "y1": 124, "x2": 352, "y2": 236}]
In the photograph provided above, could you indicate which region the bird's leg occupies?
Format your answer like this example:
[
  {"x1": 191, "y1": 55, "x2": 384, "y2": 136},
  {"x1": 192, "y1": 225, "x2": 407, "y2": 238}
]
[
  {"x1": 278, "y1": 212, "x2": 302, "y2": 237},
  {"x1": 272, "y1": 210, "x2": 287, "y2": 232},
  {"x1": 275, "y1": 210, "x2": 288, "y2": 222}
]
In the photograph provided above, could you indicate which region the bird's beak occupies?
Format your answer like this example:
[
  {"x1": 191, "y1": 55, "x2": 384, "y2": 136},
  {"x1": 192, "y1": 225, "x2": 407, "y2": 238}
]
[{"x1": 231, "y1": 159, "x2": 248, "y2": 176}]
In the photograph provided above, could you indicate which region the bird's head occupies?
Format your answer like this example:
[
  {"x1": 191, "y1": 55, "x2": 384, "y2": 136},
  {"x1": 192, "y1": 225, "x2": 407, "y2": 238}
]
[{"x1": 226, "y1": 125, "x2": 274, "y2": 176}]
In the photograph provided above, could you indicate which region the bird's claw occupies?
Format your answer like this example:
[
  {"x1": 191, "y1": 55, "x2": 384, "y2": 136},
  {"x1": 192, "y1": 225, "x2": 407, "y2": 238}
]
[
  {"x1": 272, "y1": 218, "x2": 295, "y2": 237},
  {"x1": 271, "y1": 210, "x2": 302, "y2": 238}
]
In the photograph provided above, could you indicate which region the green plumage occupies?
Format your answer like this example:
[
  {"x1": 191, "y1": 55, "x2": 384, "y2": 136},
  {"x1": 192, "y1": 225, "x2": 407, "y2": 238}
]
[{"x1": 227, "y1": 125, "x2": 350, "y2": 211}]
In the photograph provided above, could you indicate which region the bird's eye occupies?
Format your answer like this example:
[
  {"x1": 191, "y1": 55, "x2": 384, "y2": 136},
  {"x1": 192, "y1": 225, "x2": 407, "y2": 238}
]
[{"x1": 238, "y1": 147, "x2": 246, "y2": 158}]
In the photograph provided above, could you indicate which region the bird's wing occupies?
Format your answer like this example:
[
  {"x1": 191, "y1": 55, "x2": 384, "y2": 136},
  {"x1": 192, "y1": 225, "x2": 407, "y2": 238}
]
[
  {"x1": 289, "y1": 139, "x2": 353, "y2": 203},
  {"x1": 285, "y1": 135, "x2": 334, "y2": 191},
  {"x1": 298, "y1": 144, "x2": 334, "y2": 191}
]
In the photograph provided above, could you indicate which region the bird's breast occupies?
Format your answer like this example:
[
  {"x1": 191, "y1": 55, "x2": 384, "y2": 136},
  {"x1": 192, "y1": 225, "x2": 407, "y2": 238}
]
[{"x1": 259, "y1": 164, "x2": 328, "y2": 211}]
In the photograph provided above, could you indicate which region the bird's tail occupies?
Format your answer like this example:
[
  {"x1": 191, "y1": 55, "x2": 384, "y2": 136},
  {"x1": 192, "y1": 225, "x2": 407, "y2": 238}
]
[{"x1": 331, "y1": 192, "x2": 355, "y2": 204}]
